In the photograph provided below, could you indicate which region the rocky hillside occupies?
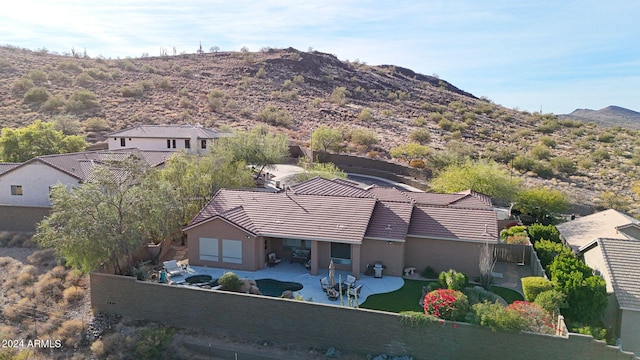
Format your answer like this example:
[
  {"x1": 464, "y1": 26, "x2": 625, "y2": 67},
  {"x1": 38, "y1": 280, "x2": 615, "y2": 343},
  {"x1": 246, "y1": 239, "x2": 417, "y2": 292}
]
[
  {"x1": 561, "y1": 106, "x2": 640, "y2": 129},
  {"x1": 1, "y1": 45, "x2": 639, "y2": 215}
]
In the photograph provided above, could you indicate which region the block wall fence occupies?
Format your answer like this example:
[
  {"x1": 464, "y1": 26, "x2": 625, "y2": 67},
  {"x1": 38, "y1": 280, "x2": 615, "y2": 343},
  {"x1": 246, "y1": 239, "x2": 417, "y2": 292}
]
[
  {"x1": 90, "y1": 273, "x2": 638, "y2": 360},
  {"x1": 0, "y1": 205, "x2": 49, "y2": 231}
]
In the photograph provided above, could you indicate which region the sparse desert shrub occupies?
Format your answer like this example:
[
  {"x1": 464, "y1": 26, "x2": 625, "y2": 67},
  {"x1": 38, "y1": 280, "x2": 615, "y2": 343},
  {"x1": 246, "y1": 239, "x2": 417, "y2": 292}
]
[
  {"x1": 66, "y1": 89, "x2": 99, "y2": 112},
  {"x1": 349, "y1": 129, "x2": 379, "y2": 146},
  {"x1": 65, "y1": 268, "x2": 84, "y2": 287},
  {"x1": 47, "y1": 70, "x2": 71, "y2": 84},
  {"x1": 409, "y1": 159, "x2": 426, "y2": 168},
  {"x1": 34, "y1": 274, "x2": 64, "y2": 301},
  {"x1": 551, "y1": 156, "x2": 577, "y2": 176},
  {"x1": 3, "y1": 297, "x2": 35, "y2": 321},
  {"x1": 409, "y1": 128, "x2": 431, "y2": 144},
  {"x1": 17, "y1": 265, "x2": 37, "y2": 286},
  {"x1": 413, "y1": 116, "x2": 427, "y2": 127},
  {"x1": 330, "y1": 86, "x2": 349, "y2": 106},
  {"x1": 532, "y1": 161, "x2": 554, "y2": 178},
  {"x1": 592, "y1": 148, "x2": 610, "y2": 163},
  {"x1": 83, "y1": 117, "x2": 111, "y2": 132},
  {"x1": 76, "y1": 72, "x2": 94, "y2": 86},
  {"x1": 55, "y1": 319, "x2": 87, "y2": 348},
  {"x1": 12, "y1": 77, "x2": 35, "y2": 93},
  {"x1": 121, "y1": 84, "x2": 144, "y2": 97},
  {"x1": 257, "y1": 105, "x2": 292, "y2": 127},
  {"x1": 23, "y1": 86, "x2": 51, "y2": 103},
  {"x1": 255, "y1": 67, "x2": 266, "y2": 78},
  {"x1": 540, "y1": 136, "x2": 557, "y2": 147},
  {"x1": 530, "y1": 145, "x2": 551, "y2": 160},
  {"x1": 358, "y1": 108, "x2": 373, "y2": 121},
  {"x1": 218, "y1": 271, "x2": 242, "y2": 291},
  {"x1": 178, "y1": 96, "x2": 192, "y2": 108},
  {"x1": 91, "y1": 333, "x2": 136, "y2": 359},
  {"x1": 537, "y1": 119, "x2": 560, "y2": 133},
  {"x1": 292, "y1": 74, "x2": 304, "y2": 85},
  {"x1": 63, "y1": 286, "x2": 86, "y2": 304},
  {"x1": 154, "y1": 76, "x2": 172, "y2": 89},
  {"x1": 41, "y1": 95, "x2": 66, "y2": 113},
  {"x1": 597, "y1": 132, "x2": 616, "y2": 143},
  {"x1": 135, "y1": 326, "x2": 176, "y2": 360},
  {"x1": 27, "y1": 248, "x2": 56, "y2": 266},
  {"x1": 59, "y1": 60, "x2": 83, "y2": 73},
  {"x1": 28, "y1": 69, "x2": 48, "y2": 84}
]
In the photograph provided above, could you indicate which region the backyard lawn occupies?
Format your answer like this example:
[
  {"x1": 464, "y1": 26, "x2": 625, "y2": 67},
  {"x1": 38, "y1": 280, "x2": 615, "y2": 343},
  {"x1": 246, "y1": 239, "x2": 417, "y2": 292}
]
[{"x1": 361, "y1": 279, "x2": 524, "y2": 313}]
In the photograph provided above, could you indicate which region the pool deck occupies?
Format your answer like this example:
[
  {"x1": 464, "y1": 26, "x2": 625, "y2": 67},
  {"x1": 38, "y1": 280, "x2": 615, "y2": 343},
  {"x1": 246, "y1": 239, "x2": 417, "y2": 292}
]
[{"x1": 167, "y1": 262, "x2": 404, "y2": 306}]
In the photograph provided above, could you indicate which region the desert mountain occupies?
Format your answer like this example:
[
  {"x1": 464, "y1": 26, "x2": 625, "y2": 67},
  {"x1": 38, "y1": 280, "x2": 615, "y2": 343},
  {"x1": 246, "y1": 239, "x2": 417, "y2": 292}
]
[
  {"x1": 1, "y1": 45, "x2": 639, "y2": 214},
  {"x1": 561, "y1": 106, "x2": 640, "y2": 129}
]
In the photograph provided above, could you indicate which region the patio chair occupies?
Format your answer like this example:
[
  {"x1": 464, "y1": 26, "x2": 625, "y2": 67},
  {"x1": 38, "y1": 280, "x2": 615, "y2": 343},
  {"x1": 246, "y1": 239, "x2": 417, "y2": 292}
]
[
  {"x1": 163, "y1": 260, "x2": 185, "y2": 277},
  {"x1": 320, "y1": 277, "x2": 331, "y2": 292},
  {"x1": 267, "y1": 252, "x2": 282, "y2": 267},
  {"x1": 345, "y1": 275, "x2": 357, "y2": 288},
  {"x1": 348, "y1": 284, "x2": 363, "y2": 297}
]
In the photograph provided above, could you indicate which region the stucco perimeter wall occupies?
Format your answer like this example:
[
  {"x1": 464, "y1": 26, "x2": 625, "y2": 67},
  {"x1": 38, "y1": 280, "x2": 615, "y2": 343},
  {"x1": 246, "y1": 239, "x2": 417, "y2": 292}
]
[
  {"x1": 405, "y1": 237, "x2": 483, "y2": 278},
  {"x1": 0, "y1": 205, "x2": 50, "y2": 231},
  {"x1": 621, "y1": 309, "x2": 640, "y2": 356},
  {"x1": 91, "y1": 273, "x2": 638, "y2": 360}
]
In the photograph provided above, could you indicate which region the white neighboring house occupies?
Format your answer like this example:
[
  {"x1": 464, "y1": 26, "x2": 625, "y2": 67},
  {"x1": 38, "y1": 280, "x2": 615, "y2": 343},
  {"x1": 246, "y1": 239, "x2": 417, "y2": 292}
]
[
  {"x1": 0, "y1": 149, "x2": 174, "y2": 207},
  {"x1": 107, "y1": 124, "x2": 232, "y2": 153}
]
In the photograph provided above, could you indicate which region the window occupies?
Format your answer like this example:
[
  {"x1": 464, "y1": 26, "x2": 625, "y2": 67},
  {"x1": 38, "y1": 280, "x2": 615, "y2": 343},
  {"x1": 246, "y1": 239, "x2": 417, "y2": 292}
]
[
  {"x1": 222, "y1": 239, "x2": 242, "y2": 264},
  {"x1": 200, "y1": 238, "x2": 219, "y2": 262},
  {"x1": 172, "y1": 139, "x2": 176, "y2": 148},
  {"x1": 283, "y1": 238, "x2": 303, "y2": 252},
  {"x1": 167, "y1": 139, "x2": 171, "y2": 148},
  {"x1": 120, "y1": 138, "x2": 126, "y2": 147},
  {"x1": 184, "y1": 139, "x2": 191, "y2": 149},
  {"x1": 10, "y1": 185, "x2": 23, "y2": 196},
  {"x1": 331, "y1": 243, "x2": 351, "y2": 264},
  {"x1": 201, "y1": 139, "x2": 207, "y2": 149}
]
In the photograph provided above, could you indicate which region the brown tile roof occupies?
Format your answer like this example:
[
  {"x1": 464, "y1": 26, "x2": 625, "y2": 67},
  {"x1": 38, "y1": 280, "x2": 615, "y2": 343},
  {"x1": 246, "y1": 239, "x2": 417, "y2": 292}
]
[
  {"x1": 367, "y1": 187, "x2": 413, "y2": 203},
  {"x1": 188, "y1": 189, "x2": 377, "y2": 243},
  {"x1": 598, "y1": 238, "x2": 640, "y2": 311},
  {"x1": 0, "y1": 163, "x2": 20, "y2": 175},
  {"x1": 408, "y1": 205, "x2": 498, "y2": 242},
  {"x1": 107, "y1": 124, "x2": 232, "y2": 139},
  {"x1": 289, "y1": 176, "x2": 374, "y2": 198},
  {"x1": 404, "y1": 192, "x2": 492, "y2": 209},
  {"x1": 364, "y1": 201, "x2": 414, "y2": 241}
]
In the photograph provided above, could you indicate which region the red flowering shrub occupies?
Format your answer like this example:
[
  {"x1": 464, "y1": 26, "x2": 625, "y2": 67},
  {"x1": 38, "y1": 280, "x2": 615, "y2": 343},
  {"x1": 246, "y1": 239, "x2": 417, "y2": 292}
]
[
  {"x1": 507, "y1": 301, "x2": 555, "y2": 334},
  {"x1": 423, "y1": 289, "x2": 469, "y2": 321}
]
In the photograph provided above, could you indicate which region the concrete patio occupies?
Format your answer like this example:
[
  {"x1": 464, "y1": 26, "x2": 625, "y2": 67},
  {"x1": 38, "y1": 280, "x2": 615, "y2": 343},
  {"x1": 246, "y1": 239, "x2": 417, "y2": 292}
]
[{"x1": 167, "y1": 261, "x2": 404, "y2": 306}]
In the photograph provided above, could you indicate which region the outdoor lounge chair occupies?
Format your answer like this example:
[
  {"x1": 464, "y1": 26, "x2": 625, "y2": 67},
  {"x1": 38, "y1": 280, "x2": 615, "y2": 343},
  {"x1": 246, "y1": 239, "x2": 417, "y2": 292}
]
[
  {"x1": 345, "y1": 275, "x2": 357, "y2": 288},
  {"x1": 163, "y1": 260, "x2": 185, "y2": 277},
  {"x1": 267, "y1": 252, "x2": 282, "y2": 267},
  {"x1": 320, "y1": 277, "x2": 331, "y2": 292},
  {"x1": 348, "y1": 284, "x2": 363, "y2": 297}
]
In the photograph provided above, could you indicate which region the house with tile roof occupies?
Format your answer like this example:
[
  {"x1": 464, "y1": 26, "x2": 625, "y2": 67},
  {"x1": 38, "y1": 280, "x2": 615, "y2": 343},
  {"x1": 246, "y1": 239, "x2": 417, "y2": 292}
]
[
  {"x1": 107, "y1": 124, "x2": 232, "y2": 153},
  {"x1": 557, "y1": 209, "x2": 640, "y2": 355},
  {"x1": 0, "y1": 149, "x2": 174, "y2": 207},
  {"x1": 183, "y1": 177, "x2": 499, "y2": 278}
]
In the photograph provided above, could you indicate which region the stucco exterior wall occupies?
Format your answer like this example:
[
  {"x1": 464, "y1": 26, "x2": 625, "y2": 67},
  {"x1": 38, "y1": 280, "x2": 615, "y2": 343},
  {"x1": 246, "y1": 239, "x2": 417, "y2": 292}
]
[
  {"x1": 404, "y1": 237, "x2": 483, "y2": 277},
  {"x1": 108, "y1": 136, "x2": 208, "y2": 154},
  {"x1": 583, "y1": 246, "x2": 613, "y2": 292},
  {"x1": 0, "y1": 162, "x2": 79, "y2": 207},
  {"x1": 185, "y1": 218, "x2": 263, "y2": 271},
  {"x1": 90, "y1": 273, "x2": 640, "y2": 360},
  {"x1": 360, "y1": 239, "x2": 405, "y2": 277},
  {"x1": 620, "y1": 309, "x2": 640, "y2": 356}
]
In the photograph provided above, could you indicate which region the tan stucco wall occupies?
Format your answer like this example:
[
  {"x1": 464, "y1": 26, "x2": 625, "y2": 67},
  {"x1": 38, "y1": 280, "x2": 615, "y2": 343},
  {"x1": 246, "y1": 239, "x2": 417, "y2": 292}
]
[
  {"x1": 621, "y1": 309, "x2": 640, "y2": 356},
  {"x1": 360, "y1": 239, "x2": 405, "y2": 277},
  {"x1": 405, "y1": 237, "x2": 483, "y2": 278},
  {"x1": 583, "y1": 246, "x2": 613, "y2": 292},
  {"x1": 185, "y1": 218, "x2": 263, "y2": 271}
]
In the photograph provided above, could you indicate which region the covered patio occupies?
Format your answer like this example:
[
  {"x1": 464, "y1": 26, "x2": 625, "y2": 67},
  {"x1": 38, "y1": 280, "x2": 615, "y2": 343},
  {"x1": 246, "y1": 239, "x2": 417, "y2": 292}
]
[{"x1": 166, "y1": 261, "x2": 404, "y2": 306}]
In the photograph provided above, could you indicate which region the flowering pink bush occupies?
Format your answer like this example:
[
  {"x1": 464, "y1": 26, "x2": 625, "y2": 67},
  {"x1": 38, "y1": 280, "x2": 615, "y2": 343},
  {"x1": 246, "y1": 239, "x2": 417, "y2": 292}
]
[
  {"x1": 507, "y1": 301, "x2": 555, "y2": 334},
  {"x1": 423, "y1": 289, "x2": 469, "y2": 321}
]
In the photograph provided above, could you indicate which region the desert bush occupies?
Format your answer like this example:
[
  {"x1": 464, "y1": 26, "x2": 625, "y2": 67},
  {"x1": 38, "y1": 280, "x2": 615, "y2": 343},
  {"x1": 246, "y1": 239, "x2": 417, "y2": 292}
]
[
  {"x1": 16, "y1": 265, "x2": 37, "y2": 286},
  {"x1": 12, "y1": 77, "x2": 35, "y2": 93},
  {"x1": 55, "y1": 319, "x2": 86, "y2": 348},
  {"x1": 330, "y1": 86, "x2": 349, "y2": 106},
  {"x1": 83, "y1": 117, "x2": 111, "y2": 132},
  {"x1": 512, "y1": 155, "x2": 535, "y2": 171},
  {"x1": 409, "y1": 159, "x2": 426, "y2": 169},
  {"x1": 463, "y1": 286, "x2": 503, "y2": 306},
  {"x1": 47, "y1": 70, "x2": 71, "y2": 84},
  {"x1": 423, "y1": 289, "x2": 469, "y2": 321},
  {"x1": 154, "y1": 76, "x2": 172, "y2": 89},
  {"x1": 532, "y1": 161, "x2": 554, "y2": 179},
  {"x1": 66, "y1": 89, "x2": 99, "y2": 112},
  {"x1": 50, "y1": 265, "x2": 67, "y2": 279},
  {"x1": 571, "y1": 324, "x2": 608, "y2": 342},
  {"x1": 537, "y1": 119, "x2": 560, "y2": 133},
  {"x1": 65, "y1": 268, "x2": 84, "y2": 288},
  {"x1": 85, "y1": 68, "x2": 112, "y2": 80},
  {"x1": 551, "y1": 156, "x2": 577, "y2": 175},
  {"x1": 63, "y1": 286, "x2": 86, "y2": 304},
  {"x1": 27, "y1": 248, "x2": 56, "y2": 266},
  {"x1": 34, "y1": 274, "x2": 64, "y2": 302},
  {"x1": 41, "y1": 95, "x2": 66, "y2": 113},
  {"x1": 28, "y1": 69, "x2": 48, "y2": 84},
  {"x1": 135, "y1": 326, "x2": 176, "y2": 360},
  {"x1": 121, "y1": 84, "x2": 144, "y2": 97},
  {"x1": 530, "y1": 145, "x2": 551, "y2": 160},
  {"x1": 59, "y1": 60, "x2": 83, "y2": 73},
  {"x1": 76, "y1": 72, "x2": 94, "y2": 86},
  {"x1": 178, "y1": 96, "x2": 192, "y2": 108},
  {"x1": 539, "y1": 136, "x2": 557, "y2": 147},
  {"x1": 3, "y1": 297, "x2": 35, "y2": 321},
  {"x1": 257, "y1": 106, "x2": 292, "y2": 127},
  {"x1": 521, "y1": 277, "x2": 553, "y2": 302},
  {"x1": 91, "y1": 332, "x2": 136, "y2": 359},
  {"x1": 597, "y1": 132, "x2": 615, "y2": 143},
  {"x1": 409, "y1": 128, "x2": 431, "y2": 144},
  {"x1": 23, "y1": 86, "x2": 51, "y2": 103},
  {"x1": 357, "y1": 108, "x2": 374, "y2": 121},
  {"x1": 592, "y1": 148, "x2": 610, "y2": 163},
  {"x1": 349, "y1": 129, "x2": 379, "y2": 146},
  {"x1": 218, "y1": 271, "x2": 242, "y2": 291}
]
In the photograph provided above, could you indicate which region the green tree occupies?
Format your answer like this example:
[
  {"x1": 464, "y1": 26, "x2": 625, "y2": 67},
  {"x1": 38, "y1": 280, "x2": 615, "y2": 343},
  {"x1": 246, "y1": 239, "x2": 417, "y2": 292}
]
[
  {"x1": 515, "y1": 187, "x2": 569, "y2": 223},
  {"x1": 222, "y1": 126, "x2": 289, "y2": 178},
  {"x1": 430, "y1": 159, "x2": 521, "y2": 203},
  {"x1": 292, "y1": 157, "x2": 347, "y2": 183},
  {"x1": 34, "y1": 158, "x2": 180, "y2": 275},
  {"x1": 389, "y1": 143, "x2": 430, "y2": 162},
  {"x1": 311, "y1": 125, "x2": 343, "y2": 152},
  {"x1": 0, "y1": 120, "x2": 87, "y2": 162}
]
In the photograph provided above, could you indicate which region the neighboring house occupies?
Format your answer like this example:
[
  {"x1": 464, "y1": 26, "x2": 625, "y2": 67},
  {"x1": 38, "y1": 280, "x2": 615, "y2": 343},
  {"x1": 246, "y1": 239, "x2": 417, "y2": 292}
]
[
  {"x1": 107, "y1": 124, "x2": 232, "y2": 153},
  {"x1": 0, "y1": 149, "x2": 174, "y2": 207},
  {"x1": 183, "y1": 177, "x2": 499, "y2": 278},
  {"x1": 580, "y1": 238, "x2": 640, "y2": 356},
  {"x1": 557, "y1": 209, "x2": 640, "y2": 356}
]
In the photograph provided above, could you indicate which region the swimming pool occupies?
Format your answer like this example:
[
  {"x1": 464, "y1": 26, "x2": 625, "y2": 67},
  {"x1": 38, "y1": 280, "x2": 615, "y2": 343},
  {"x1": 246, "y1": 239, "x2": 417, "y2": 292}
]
[{"x1": 256, "y1": 279, "x2": 303, "y2": 297}]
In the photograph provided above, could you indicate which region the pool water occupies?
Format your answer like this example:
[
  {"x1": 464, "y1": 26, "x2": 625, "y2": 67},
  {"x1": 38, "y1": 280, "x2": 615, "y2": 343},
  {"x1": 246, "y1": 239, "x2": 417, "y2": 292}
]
[
  {"x1": 256, "y1": 279, "x2": 303, "y2": 297},
  {"x1": 185, "y1": 274, "x2": 213, "y2": 284}
]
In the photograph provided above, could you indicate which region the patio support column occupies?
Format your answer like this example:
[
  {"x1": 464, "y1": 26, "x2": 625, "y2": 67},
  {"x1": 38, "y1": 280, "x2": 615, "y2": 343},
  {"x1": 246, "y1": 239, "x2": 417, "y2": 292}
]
[
  {"x1": 351, "y1": 243, "x2": 361, "y2": 276},
  {"x1": 310, "y1": 240, "x2": 319, "y2": 275}
]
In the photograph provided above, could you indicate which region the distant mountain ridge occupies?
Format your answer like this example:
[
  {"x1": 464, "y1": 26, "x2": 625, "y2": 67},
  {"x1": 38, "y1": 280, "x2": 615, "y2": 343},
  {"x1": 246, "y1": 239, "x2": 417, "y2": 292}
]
[{"x1": 561, "y1": 106, "x2": 640, "y2": 129}]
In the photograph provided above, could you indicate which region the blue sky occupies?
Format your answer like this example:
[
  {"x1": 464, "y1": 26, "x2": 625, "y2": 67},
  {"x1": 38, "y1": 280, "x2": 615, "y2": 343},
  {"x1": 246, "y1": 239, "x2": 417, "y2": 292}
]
[{"x1": 1, "y1": 1, "x2": 638, "y2": 114}]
